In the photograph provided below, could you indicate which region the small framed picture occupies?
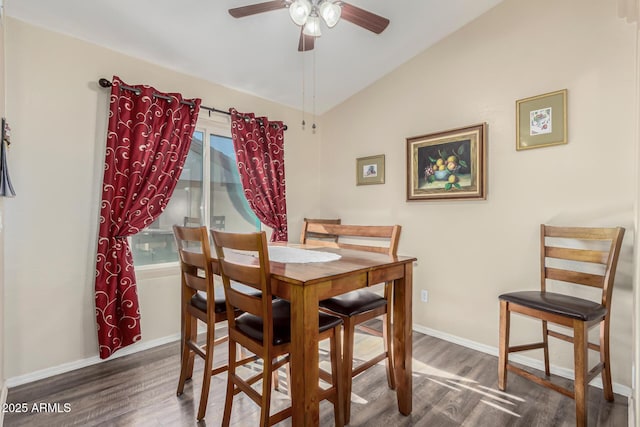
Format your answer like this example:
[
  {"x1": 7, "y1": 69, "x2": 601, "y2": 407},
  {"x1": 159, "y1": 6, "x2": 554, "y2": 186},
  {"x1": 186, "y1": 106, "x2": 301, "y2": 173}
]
[
  {"x1": 356, "y1": 154, "x2": 385, "y2": 185},
  {"x1": 516, "y1": 89, "x2": 567, "y2": 150}
]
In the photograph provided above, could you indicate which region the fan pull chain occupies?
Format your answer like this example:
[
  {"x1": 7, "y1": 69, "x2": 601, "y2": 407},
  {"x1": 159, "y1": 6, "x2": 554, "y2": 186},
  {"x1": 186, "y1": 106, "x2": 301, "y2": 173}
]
[
  {"x1": 301, "y1": 35, "x2": 306, "y2": 130},
  {"x1": 312, "y1": 46, "x2": 317, "y2": 133}
]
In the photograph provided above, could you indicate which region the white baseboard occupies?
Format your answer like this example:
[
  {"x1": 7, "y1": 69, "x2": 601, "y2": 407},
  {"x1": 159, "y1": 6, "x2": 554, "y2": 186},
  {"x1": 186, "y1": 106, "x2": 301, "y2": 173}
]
[
  {"x1": 413, "y1": 324, "x2": 632, "y2": 398},
  {"x1": 5, "y1": 333, "x2": 181, "y2": 389},
  {"x1": 5, "y1": 323, "x2": 216, "y2": 389},
  {"x1": 1, "y1": 380, "x2": 8, "y2": 427}
]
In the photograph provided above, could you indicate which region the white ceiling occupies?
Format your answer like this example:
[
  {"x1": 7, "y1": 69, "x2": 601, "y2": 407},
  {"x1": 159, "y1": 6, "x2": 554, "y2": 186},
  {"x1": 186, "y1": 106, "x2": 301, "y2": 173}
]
[{"x1": 4, "y1": 0, "x2": 503, "y2": 114}]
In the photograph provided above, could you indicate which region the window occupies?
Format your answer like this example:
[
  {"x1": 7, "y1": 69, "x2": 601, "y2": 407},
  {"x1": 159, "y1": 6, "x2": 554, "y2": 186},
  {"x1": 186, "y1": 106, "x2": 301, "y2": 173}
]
[{"x1": 131, "y1": 114, "x2": 260, "y2": 266}]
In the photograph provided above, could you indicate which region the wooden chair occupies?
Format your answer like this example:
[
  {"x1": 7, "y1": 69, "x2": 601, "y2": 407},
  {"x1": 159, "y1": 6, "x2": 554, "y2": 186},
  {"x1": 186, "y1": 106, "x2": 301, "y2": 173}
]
[
  {"x1": 211, "y1": 230, "x2": 345, "y2": 427},
  {"x1": 299, "y1": 217, "x2": 341, "y2": 243},
  {"x1": 173, "y1": 225, "x2": 231, "y2": 421},
  {"x1": 498, "y1": 225, "x2": 625, "y2": 427},
  {"x1": 302, "y1": 221, "x2": 401, "y2": 424}
]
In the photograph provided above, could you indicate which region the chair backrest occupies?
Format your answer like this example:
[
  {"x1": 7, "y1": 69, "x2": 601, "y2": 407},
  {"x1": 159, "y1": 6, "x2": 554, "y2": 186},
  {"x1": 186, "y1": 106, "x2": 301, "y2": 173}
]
[
  {"x1": 183, "y1": 216, "x2": 201, "y2": 227},
  {"x1": 302, "y1": 222, "x2": 401, "y2": 256},
  {"x1": 300, "y1": 218, "x2": 342, "y2": 244},
  {"x1": 212, "y1": 215, "x2": 226, "y2": 231},
  {"x1": 211, "y1": 231, "x2": 274, "y2": 341},
  {"x1": 173, "y1": 225, "x2": 215, "y2": 297},
  {"x1": 540, "y1": 225, "x2": 625, "y2": 307}
]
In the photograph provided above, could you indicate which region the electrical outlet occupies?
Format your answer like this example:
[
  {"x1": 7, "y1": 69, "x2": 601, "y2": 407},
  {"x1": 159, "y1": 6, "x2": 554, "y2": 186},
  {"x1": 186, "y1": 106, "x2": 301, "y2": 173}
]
[{"x1": 420, "y1": 289, "x2": 429, "y2": 302}]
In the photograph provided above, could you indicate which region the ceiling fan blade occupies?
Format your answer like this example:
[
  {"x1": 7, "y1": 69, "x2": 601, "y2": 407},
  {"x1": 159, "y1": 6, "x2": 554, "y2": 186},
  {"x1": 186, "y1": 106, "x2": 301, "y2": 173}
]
[
  {"x1": 298, "y1": 29, "x2": 315, "y2": 52},
  {"x1": 339, "y1": 2, "x2": 390, "y2": 34},
  {"x1": 229, "y1": 1, "x2": 287, "y2": 18}
]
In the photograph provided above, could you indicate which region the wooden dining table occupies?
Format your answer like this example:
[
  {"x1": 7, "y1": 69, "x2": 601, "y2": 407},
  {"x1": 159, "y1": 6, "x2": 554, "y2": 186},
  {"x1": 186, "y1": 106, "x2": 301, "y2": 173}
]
[{"x1": 264, "y1": 243, "x2": 417, "y2": 426}]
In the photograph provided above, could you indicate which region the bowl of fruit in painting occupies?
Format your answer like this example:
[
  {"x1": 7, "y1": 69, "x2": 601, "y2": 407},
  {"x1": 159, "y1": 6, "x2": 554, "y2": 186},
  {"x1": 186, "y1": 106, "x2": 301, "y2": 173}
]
[
  {"x1": 433, "y1": 169, "x2": 450, "y2": 180},
  {"x1": 430, "y1": 156, "x2": 459, "y2": 180}
]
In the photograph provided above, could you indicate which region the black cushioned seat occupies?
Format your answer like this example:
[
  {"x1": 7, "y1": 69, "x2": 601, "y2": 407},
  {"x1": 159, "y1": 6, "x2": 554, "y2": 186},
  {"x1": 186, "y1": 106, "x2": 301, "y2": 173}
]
[
  {"x1": 235, "y1": 299, "x2": 343, "y2": 346},
  {"x1": 191, "y1": 288, "x2": 227, "y2": 313},
  {"x1": 499, "y1": 291, "x2": 607, "y2": 321},
  {"x1": 319, "y1": 289, "x2": 387, "y2": 317}
]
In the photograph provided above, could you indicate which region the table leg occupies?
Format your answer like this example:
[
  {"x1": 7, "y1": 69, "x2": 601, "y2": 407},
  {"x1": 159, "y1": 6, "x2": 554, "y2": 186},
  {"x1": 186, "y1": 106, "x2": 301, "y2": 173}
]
[
  {"x1": 289, "y1": 284, "x2": 320, "y2": 426},
  {"x1": 393, "y1": 263, "x2": 413, "y2": 415}
]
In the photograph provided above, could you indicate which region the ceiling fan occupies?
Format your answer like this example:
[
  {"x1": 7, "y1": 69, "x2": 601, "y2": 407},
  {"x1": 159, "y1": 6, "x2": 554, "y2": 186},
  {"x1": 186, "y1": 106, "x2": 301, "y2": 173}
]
[{"x1": 229, "y1": 0, "x2": 390, "y2": 52}]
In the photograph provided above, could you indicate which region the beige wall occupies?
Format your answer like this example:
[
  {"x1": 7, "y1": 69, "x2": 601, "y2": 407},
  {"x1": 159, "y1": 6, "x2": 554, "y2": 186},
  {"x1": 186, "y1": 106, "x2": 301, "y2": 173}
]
[
  {"x1": 319, "y1": 0, "x2": 637, "y2": 388},
  {"x1": 2, "y1": 0, "x2": 639, "y2": 400},
  {"x1": 3, "y1": 17, "x2": 321, "y2": 378},
  {"x1": 631, "y1": 0, "x2": 640, "y2": 421},
  {"x1": 0, "y1": 0, "x2": 6, "y2": 407}
]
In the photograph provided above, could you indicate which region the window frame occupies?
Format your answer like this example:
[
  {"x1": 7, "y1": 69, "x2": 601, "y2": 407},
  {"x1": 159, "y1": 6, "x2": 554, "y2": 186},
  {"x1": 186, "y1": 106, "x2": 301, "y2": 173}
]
[{"x1": 134, "y1": 111, "x2": 242, "y2": 273}]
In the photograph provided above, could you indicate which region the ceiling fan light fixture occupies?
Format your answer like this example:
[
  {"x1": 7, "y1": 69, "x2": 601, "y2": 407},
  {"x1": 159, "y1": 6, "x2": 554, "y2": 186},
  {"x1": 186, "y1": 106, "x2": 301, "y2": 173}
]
[
  {"x1": 303, "y1": 14, "x2": 322, "y2": 37},
  {"x1": 289, "y1": 0, "x2": 312, "y2": 26},
  {"x1": 319, "y1": 1, "x2": 341, "y2": 28}
]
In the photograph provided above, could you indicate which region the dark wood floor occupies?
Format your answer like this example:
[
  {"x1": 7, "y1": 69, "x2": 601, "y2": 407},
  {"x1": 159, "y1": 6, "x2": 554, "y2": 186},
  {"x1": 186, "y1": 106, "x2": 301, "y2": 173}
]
[{"x1": 4, "y1": 325, "x2": 628, "y2": 426}]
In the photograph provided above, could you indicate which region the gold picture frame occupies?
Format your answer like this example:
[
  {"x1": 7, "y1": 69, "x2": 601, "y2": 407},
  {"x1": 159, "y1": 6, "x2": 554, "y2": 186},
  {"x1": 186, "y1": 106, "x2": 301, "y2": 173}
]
[
  {"x1": 516, "y1": 89, "x2": 567, "y2": 150},
  {"x1": 356, "y1": 154, "x2": 385, "y2": 185},
  {"x1": 406, "y1": 123, "x2": 487, "y2": 201}
]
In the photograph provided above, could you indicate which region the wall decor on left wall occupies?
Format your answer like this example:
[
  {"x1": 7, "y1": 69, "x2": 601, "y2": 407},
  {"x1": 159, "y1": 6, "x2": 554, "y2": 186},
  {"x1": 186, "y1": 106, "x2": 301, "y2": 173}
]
[{"x1": 0, "y1": 117, "x2": 15, "y2": 197}]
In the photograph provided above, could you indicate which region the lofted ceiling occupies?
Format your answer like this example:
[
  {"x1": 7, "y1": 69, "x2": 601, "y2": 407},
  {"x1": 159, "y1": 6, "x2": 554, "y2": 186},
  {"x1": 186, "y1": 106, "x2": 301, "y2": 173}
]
[{"x1": 4, "y1": 0, "x2": 503, "y2": 114}]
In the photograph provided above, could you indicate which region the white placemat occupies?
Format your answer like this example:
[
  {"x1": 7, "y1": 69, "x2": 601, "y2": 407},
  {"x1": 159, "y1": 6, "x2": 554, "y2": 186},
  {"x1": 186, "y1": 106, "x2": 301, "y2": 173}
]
[{"x1": 267, "y1": 246, "x2": 341, "y2": 263}]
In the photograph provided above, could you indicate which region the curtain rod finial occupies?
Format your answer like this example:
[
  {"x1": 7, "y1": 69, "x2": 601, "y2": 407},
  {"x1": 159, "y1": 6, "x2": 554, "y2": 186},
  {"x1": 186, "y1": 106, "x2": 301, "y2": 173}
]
[{"x1": 99, "y1": 78, "x2": 112, "y2": 88}]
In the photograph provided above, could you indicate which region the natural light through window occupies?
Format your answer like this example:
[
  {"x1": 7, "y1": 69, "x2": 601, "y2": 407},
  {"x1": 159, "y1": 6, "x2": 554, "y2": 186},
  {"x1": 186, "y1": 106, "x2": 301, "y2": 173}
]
[
  {"x1": 130, "y1": 115, "x2": 260, "y2": 266},
  {"x1": 345, "y1": 330, "x2": 527, "y2": 419}
]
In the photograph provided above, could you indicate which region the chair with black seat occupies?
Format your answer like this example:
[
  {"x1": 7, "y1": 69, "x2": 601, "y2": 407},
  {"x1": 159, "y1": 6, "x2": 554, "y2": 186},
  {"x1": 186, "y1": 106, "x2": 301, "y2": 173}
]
[
  {"x1": 498, "y1": 225, "x2": 625, "y2": 427},
  {"x1": 302, "y1": 221, "x2": 401, "y2": 424},
  {"x1": 211, "y1": 229, "x2": 344, "y2": 427},
  {"x1": 173, "y1": 225, "x2": 231, "y2": 421}
]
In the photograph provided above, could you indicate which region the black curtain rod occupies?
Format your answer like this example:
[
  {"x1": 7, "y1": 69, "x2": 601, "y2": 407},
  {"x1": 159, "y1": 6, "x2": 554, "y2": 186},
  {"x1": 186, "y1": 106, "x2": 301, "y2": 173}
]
[{"x1": 98, "y1": 78, "x2": 287, "y2": 131}]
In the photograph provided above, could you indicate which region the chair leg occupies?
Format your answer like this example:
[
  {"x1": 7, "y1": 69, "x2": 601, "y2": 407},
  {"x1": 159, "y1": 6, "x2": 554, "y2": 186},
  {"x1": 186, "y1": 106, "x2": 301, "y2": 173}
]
[
  {"x1": 197, "y1": 323, "x2": 216, "y2": 421},
  {"x1": 222, "y1": 340, "x2": 237, "y2": 427},
  {"x1": 498, "y1": 300, "x2": 510, "y2": 391},
  {"x1": 573, "y1": 320, "x2": 588, "y2": 427},
  {"x1": 342, "y1": 316, "x2": 355, "y2": 425},
  {"x1": 542, "y1": 320, "x2": 550, "y2": 376},
  {"x1": 600, "y1": 319, "x2": 614, "y2": 401},
  {"x1": 330, "y1": 326, "x2": 345, "y2": 427},
  {"x1": 382, "y1": 312, "x2": 396, "y2": 390},
  {"x1": 177, "y1": 315, "x2": 197, "y2": 395},
  {"x1": 186, "y1": 318, "x2": 197, "y2": 381},
  {"x1": 259, "y1": 357, "x2": 274, "y2": 427},
  {"x1": 285, "y1": 363, "x2": 292, "y2": 397}
]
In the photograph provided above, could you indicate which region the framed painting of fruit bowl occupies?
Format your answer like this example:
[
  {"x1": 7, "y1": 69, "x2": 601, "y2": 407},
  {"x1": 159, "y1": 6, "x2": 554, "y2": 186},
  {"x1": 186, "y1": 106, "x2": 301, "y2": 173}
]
[
  {"x1": 516, "y1": 89, "x2": 567, "y2": 150},
  {"x1": 406, "y1": 123, "x2": 486, "y2": 201}
]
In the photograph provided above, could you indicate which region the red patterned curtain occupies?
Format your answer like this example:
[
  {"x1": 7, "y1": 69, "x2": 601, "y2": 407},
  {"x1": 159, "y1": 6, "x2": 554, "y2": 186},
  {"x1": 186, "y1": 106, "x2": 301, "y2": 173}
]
[
  {"x1": 95, "y1": 76, "x2": 201, "y2": 359},
  {"x1": 230, "y1": 108, "x2": 288, "y2": 241}
]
